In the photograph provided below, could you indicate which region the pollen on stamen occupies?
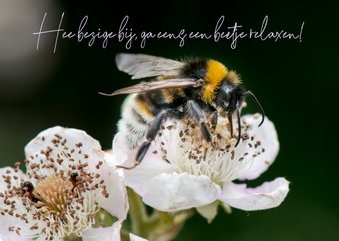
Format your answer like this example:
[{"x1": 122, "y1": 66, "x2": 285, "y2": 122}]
[
  {"x1": 32, "y1": 174, "x2": 73, "y2": 211},
  {"x1": 155, "y1": 115, "x2": 267, "y2": 184},
  {"x1": 4, "y1": 155, "x2": 107, "y2": 241}
]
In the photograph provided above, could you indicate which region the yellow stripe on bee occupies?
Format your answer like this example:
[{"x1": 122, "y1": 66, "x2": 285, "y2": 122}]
[
  {"x1": 202, "y1": 60, "x2": 228, "y2": 103},
  {"x1": 161, "y1": 89, "x2": 174, "y2": 103},
  {"x1": 135, "y1": 98, "x2": 154, "y2": 121}
]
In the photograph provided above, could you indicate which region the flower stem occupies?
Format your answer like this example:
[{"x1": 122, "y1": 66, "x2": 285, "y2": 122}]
[{"x1": 127, "y1": 187, "x2": 149, "y2": 237}]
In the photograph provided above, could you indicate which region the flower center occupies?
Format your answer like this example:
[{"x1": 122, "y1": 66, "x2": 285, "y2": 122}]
[
  {"x1": 156, "y1": 117, "x2": 258, "y2": 184},
  {"x1": 2, "y1": 169, "x2": 103, "y2": 240},
  {"x1": 32, "y1": 173, "x2": 74, "y2": 213}
]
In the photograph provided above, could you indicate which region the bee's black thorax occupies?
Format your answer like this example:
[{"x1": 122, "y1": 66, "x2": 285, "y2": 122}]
[{"x1": 181, "y1": 59, "x2": 208, "y2": 80}]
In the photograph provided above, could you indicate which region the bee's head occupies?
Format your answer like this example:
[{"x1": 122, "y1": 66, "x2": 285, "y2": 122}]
[
  {"x1": 216, "y1": 80, "x2": 245, "y2": 113},
  {"x1": 216, "y1": 76, "x2": 265, "y2": 147}
]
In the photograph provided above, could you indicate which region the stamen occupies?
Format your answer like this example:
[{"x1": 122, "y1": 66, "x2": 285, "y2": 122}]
[
  {"x1": 157, "y1": 116, "x2": 265, "y2": 184},
  {"x1": 3, "y1": 131, "x2": 109, "y2": 240}
]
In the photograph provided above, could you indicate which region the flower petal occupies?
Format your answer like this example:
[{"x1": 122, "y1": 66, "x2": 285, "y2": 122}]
[
  {"x1": 138, "y1": 172, "x2": 221, "y2": 212},
  {"x1": 82, "y1": 221, "x2": 122, "y2": 241},
  {"x1": 237, "y1": 114, "x2": 280, "y2": 180},
  {"x1": 0, "y1": 232, "x2": 31, "y2": 241},
  {"x1": 95, "y1": 152, "x2": 129, "y2": 220},
  {"x1": 220, "y1": 177, "x2": 289, "y2": 211},
  {"x1": 24, "y1": 126, "x2": 103, "y2": 176},
  {"x1": 112, "y1": 132, "x2": 174, "y2": 174},
  {"x1": 0, "y1": 167, "x2": 26, "y2": 195},
  {"x1": 130, "y1": 233, "x2": 148, "y2": 241},
  {"x1": 0, "y1": 214, "x2": 38, "y2": 240},
  {"x1": 111, "y1": 132, "x2": 133, "y2": 167}
]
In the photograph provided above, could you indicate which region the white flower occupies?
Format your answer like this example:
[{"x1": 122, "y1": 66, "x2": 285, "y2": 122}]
[
  {"x1": 113, "y1": 114, "x2": 289, "y2": 219},
  {"x1": 0, "y1": 126, "x2": 128, "y2": 241}
]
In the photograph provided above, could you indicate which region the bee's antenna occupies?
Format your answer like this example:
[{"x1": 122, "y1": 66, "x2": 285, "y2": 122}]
[
  {"x1": 245, "y1": 91, "x2": 265, "y2": 126},
  {"x1": 235, "y1": 109, "x2": 241, "y2": 147}
]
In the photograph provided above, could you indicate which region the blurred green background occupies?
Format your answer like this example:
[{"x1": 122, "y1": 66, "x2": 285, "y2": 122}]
[{"x1": 0, "y1": 0, "x2": 338, "y2": 240}]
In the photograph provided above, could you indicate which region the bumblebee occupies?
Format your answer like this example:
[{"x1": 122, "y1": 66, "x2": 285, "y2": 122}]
[{"x1": 104, "y1": 53, "x2": 265, "y2": 168}]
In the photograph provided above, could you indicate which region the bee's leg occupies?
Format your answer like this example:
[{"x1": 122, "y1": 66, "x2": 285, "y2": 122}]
[
  {"x1": 207, "y1": 105, "x2": 218, "y2": 130},
  {"x1": 135, "y1": 142, "x2": 152, "y2": 164},
  {"x1": 235, "y1": 109, "x2": 241, "y2": 147},
  {"x1": 211, "y1": 113, "x2": 218, "y2": 131},
  {"x1": 135, "y1": 110, "x2": 167, "y2": 163},
  {"x1": 187, "y1": 100, "x2": 212, "y2": 142},
  {"x1": 227, "y1": 111, "x2": 234, "y2": 137}
]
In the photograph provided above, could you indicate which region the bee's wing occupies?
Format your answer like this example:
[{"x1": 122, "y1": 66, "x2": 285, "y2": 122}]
[
  {"x1": 116, "y1": 53, "x2": 185, "y2": 79},
  {"x1": 100, "y1": 78, "x2": 203, "y2": 96}
]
